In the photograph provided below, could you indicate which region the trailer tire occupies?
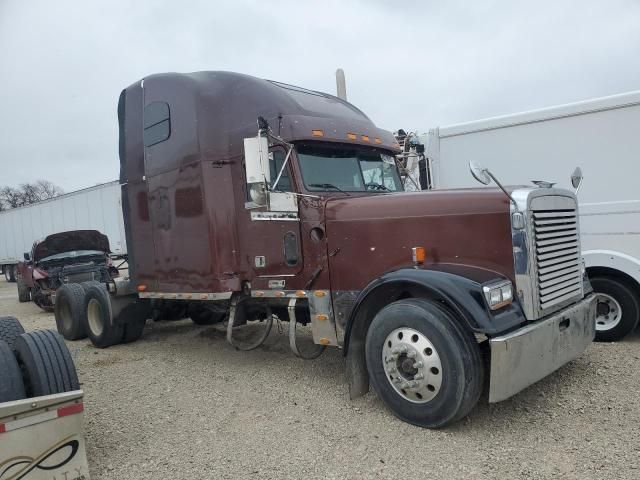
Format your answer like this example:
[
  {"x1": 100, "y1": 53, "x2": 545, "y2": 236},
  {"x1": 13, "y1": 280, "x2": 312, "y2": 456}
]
[
  {"x1": 0, "y1": 340, "x2": 26, "y2": 402},
  {"x1": 592, "y1": 276, "x2": 640, "y2": 342},
  {"x1": 0, "y1": 316, "x2": 26, "y2": 350},
  {"x1": 5, "y1": 265, "x2": 16, "y2": 283},
  {"x1": 15, "y1": 330, "x2": 80, "y2": 397},
  {"x1": 83, "y1": 284, "x2": 122, "y2": 348},
  {"x1": 365, "y1": 298, "x2": 484, "y2": 429},
  {"x1": 17, "y1": 271, "x2": 31, "y2": 303},
  {"x1": 54, "y1": 284, "x2": 88, "y2": 341}
]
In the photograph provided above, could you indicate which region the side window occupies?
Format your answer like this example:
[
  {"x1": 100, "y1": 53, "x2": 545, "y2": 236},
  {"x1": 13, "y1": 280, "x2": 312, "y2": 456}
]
[
  {"x1": 144, "y1": 102, "x2": 170, "y2": 147},
  {"x1": 269, "y1": 150, "x2": 292, "y2": 191}
]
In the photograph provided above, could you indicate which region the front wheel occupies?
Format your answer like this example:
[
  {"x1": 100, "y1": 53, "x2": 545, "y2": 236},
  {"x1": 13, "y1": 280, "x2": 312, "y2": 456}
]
[
  {"x1": 365, "y1": 298, "x2": 484, "y2": 428},
  {"x1": 591, "y1": 276, "x2": 639, "y2": 342}
]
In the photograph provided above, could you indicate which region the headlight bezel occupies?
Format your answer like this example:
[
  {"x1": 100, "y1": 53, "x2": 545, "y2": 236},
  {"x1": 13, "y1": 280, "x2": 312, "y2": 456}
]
[{"x1": 482, "y1": 280, "x2": 514, "y2": 311}]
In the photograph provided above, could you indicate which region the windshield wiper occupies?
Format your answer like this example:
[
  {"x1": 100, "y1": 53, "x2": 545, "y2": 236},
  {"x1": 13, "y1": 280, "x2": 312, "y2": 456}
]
[
  {"x1": 365, "y1": 182, "x2": 391, "y2": 192},
  {"x1": 309, "y1": 183, "x2": 350, "y2": 195}
]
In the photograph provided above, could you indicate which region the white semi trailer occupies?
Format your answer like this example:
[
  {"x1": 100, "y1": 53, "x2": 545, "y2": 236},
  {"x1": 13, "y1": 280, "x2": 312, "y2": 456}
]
[
  {"x1": 0, "y1": 181, "x2": 126, "y2": 282},
  {"x1": 424, "y1": 90, "x2": 640, "y2": 341}
]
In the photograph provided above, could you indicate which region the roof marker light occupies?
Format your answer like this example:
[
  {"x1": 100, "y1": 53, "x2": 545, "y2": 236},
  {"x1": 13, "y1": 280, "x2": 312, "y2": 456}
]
[
  {"x1": 312, "y1": 129, "x2": 324, "y2": 137},
  {"x1": 347, "y1": 133, "x2": 357, "y2": 140}
]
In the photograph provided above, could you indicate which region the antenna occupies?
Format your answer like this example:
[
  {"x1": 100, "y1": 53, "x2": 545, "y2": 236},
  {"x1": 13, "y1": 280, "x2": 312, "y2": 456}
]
[{"x1": 336, "y1": 68, "x2": 347, "y2": 101}]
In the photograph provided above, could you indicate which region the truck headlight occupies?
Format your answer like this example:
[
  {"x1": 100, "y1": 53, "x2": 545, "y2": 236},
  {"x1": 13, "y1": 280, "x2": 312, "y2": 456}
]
[{"x1": 482, "y1": 281, "x2": 513, "y2": 310}]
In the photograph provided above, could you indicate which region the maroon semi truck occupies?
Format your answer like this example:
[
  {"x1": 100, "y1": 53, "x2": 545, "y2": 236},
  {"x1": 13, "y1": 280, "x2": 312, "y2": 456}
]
[{"x1": 64, "y1": 72, "x2": 596, "y2": 427}]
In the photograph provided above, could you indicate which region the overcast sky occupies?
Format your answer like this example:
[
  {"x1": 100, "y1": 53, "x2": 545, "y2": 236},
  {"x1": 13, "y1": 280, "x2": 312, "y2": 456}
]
[{"x1": 1, "y1": 0, "x2": 639, "y2": 192}]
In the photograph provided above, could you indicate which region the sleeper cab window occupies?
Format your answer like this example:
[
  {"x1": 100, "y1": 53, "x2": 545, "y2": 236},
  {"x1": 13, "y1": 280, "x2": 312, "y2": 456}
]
[{"x1": 143, "y1": 102, "x2": 171, "y2": 147}]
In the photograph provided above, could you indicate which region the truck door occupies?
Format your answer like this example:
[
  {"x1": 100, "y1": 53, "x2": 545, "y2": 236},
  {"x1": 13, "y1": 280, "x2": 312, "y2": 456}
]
[{"x1": 244, "y1": 147, "x2": 304, "y2": 279}]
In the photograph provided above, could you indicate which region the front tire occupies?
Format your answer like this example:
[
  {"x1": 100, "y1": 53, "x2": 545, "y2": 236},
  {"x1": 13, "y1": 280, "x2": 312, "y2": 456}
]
[
  {"x1": 591, "y1": 276, "x2": 639, "y2": 342},
  {"x1": 365, "y1": 298, "x2": 484, "y2": 428},
  {"x1": 16, "y1": 270, "x2": 31, "y2": 302}
]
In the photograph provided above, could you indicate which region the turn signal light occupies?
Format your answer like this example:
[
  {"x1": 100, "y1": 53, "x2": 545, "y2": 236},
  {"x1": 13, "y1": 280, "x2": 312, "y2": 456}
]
[{"x1": 412, "y1": 247, "x2": 426, "y2": 264}]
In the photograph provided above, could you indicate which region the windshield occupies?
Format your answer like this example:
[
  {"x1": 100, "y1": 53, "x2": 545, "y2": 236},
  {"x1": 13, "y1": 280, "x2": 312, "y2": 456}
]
[
  {"x1": 39, "y1": 250, "x2": 106, "y2": 263},
  {"x1": 297, "y1": 144, "x2": 403, "y2": 192}
]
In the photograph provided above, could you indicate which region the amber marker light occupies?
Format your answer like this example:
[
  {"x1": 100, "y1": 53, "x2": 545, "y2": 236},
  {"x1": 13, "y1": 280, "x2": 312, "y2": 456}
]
[
  {"x1": 347, "y1": 132, "x2": 357, "y2": 140},
  {"x1": 312, "y1": 129, "x2": 324, "y2": 137},
  {"x1": 137, "y1": 284, "x2": 147, "y2": 292},
  {"x1": 374, "y1": 137, "x2": 382, "y2": 144},
  {"x1": 412, "y1": 247, "x2": 426, "y2": 265},
  {"x1": 361, "y1": 135, "x2": 370, "y2": 142}
]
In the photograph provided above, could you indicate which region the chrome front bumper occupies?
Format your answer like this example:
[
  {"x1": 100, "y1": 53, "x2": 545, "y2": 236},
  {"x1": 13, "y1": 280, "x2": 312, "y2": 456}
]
[{"x1": 488, "y1": 294, "x2": 596, "y2": 403}]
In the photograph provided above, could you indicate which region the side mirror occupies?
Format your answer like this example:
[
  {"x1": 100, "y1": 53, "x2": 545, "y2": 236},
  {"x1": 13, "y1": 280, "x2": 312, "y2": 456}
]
[
  {"x1": 469, "y1": 161, "x2": 491, "y2": 185},
  {"x1": 571, "y1": 166, "x2": 583, "y2": 192},
  {"x1": 244, "y1": 136, "x2": 270, "y2": 207},
  {"x1": 23, "y1": 252, "x2": 31, "y2": 261}
]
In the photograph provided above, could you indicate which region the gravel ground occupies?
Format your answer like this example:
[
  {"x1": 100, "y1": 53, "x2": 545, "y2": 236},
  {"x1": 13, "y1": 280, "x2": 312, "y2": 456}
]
[{"x1": 1, "y1": 279, "x2": 640, "y2": 479}]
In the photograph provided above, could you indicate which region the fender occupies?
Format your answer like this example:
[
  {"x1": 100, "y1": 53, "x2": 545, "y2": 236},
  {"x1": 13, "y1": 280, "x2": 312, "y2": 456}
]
[
  {"x1": 583, "y1": 249, "x2": 640, "y2": 286},
  {"x1": 342, "y1": 264, "x2": 526, "y2": 355}
]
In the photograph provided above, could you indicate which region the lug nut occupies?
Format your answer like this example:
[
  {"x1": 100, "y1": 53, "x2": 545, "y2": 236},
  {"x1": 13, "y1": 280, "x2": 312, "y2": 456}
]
[
  {"x1": 413, "y1": 361, "x2": 423, "y2": 369},
  {"x1": 391, "y1": 347, "x2": 400, "y2": 354},
  {"x1": 414, "y1": 373, "x2": 424, "y2": 381},
  {"x1": 407, "y1": 351, "x2": 416, "y2": 359}
]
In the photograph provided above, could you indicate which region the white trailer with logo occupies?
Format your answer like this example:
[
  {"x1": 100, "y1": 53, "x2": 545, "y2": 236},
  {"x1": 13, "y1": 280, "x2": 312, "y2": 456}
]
[
  {"x1": 0, "y1": 181, "x2": 126, "y2": 283},
  {"x1": 425, "y1": 90, "x2": 640, "y2": 341}
]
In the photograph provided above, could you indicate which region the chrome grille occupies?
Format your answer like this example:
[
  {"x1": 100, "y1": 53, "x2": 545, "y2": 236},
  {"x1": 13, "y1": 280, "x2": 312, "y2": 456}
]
[{"x1": 532, "y1": 206, "x2": 582, "y2": 312}]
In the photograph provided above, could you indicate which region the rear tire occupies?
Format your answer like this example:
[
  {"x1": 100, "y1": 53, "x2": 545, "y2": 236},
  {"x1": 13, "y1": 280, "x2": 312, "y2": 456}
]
[
  {"x1": 83, "y1": 284, "x2": 122, "y2": 348},
  {"x1": 17, "y1": 270, "x2": 31, "y2": 302},
  {"x1": 14, "y1": 330, "x2": 80, "y2": 397},
  {"x1": 0, "y1": 316, "x2": 26, "y2": 350},
  {"x1": 365, "y1": 298, "x2": 484, "y2": 428},
  {"x1": 0, "y1": 340, "x2": 26, "y2": 402},
  {"x1": 54, "y1": 284, "x2": 88, "y2": 340},
  {"x1": 122, "y1": 318, "x2": 146, "y2": 343},
  {"x1": 591, "y1": 276, "x2": 639, "y2": 342},
  {"x1": 188, "y1": 303, "x2": 227, "y2": 325}
]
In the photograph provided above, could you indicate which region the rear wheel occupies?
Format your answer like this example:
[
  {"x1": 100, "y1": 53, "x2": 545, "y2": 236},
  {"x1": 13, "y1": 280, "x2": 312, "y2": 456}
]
[
  {"x1": 365, "y1": 298, "x2": 484, "y2": 428},
  {"x1": 54, "y1": 283, "x2": 88, "y2": 340},
  {"x1": 83, "y1": 284, "x2": 122, "y2": 348},
  {"x1": 16, "y1": 270, "x2": 31, "y2": 302},
  {"x1": 188, "y1": 303, "x2": 227, "y2": 325},
  {"x1": 0, "y1": 316, "x2": 26, "y2": 350},
  {"x1": 591, "y1": 276, "x2": 639, "y2": 342},
  {"x1": 14, "y1": 330, "x2": 80, "y2": 397},
  {"x1": 0, "y1": 340, "x2": 26, "y2": 402}
]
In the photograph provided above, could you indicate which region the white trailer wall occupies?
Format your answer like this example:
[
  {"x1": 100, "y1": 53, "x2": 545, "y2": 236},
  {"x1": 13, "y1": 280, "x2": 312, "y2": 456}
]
[
  {"x1": 427, "y1": 91, "x2": 640, "y2": 268},
  {"x1": 0, "y1": 181, "x2": 126, "y2": 264}
]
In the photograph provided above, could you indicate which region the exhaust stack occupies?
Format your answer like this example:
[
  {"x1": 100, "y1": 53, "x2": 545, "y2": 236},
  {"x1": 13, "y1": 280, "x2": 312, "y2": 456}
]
[{"x1": 336, "y1": 68, "x2": 347, "y2": 101}]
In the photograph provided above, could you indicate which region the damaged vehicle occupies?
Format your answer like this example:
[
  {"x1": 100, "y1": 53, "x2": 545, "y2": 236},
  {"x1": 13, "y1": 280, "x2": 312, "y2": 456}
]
[{"x1": 16, "y1": 230, "x2": 119, "y2": 311}]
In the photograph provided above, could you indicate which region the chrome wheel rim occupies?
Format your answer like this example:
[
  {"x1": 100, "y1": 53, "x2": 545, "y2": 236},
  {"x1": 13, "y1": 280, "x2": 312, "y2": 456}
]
[
  {"x1": 87, "y1": 298, "x2": 104, "y2": 336},
  {"x1": 382, "y1": 327, "x2": 443, "y2": 404},
  {"x1": 595, "y1": 293, "x2": 622, "y2": 331}
]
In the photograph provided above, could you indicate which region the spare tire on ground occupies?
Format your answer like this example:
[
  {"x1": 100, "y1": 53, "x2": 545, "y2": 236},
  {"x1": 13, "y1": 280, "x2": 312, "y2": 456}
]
[
  {"x1": 0, "y1": 315, "x2": 26, "y2": 350},
  {"x1": 0, "y1": 339, "x2": 26, "y2": 402},
  {"x1": 15, "y1": 330, "x2": 80, "y2": 398},
  {"x1": 54, "y1": 283, "x2": 88, "y2": 340}
]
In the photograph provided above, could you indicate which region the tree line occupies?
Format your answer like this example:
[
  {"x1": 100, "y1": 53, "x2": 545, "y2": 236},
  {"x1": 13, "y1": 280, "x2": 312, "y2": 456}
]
[{"x1": 0, "y1": 180, "x2": 64, "y2": 211}]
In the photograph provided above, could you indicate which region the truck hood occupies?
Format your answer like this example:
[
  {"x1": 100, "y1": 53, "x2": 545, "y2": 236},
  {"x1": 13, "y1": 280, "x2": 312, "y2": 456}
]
[
  {"x1": 33, "y1": 230, "x2": 111, "y2": 261},
  {"x1": 324, "y1": 188, "x2": 515, "y2": 291}
]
